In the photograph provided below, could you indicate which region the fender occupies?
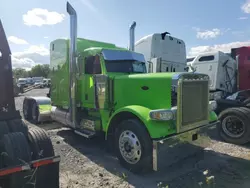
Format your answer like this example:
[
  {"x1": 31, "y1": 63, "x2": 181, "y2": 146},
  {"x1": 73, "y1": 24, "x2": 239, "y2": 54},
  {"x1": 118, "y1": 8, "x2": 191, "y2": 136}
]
[
  {"x1": 23, "y1": 96, "x2": 52, "y2": 123},
  {"x1": 106, "y1": 105, "x2": 176, "y2": 139},
  {"x1": 209, "y1": 111, "x2": 218, "y2": 122}
]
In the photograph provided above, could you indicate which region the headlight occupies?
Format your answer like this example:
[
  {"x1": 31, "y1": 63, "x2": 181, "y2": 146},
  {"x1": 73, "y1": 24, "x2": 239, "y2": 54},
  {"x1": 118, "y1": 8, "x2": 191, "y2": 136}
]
[
  {"x1": 149, "y1": 109, "x2": 174, "y2": 121},
  {"x1": 209, "y1": 100, "x2": 217, "y2": 111}
]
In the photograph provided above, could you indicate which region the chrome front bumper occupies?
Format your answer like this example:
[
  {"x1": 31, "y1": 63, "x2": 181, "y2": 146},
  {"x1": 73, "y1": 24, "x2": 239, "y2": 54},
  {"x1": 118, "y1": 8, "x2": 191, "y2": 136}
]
[{"x1": 152, "y1": 121, "x2": 219, "y2": 171}]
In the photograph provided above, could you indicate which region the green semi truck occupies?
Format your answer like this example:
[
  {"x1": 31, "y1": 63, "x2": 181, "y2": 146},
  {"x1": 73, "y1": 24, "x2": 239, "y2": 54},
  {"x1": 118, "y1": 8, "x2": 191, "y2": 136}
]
[{"x1": 23, "y1": 2, "x2": 219, "y2": 173}]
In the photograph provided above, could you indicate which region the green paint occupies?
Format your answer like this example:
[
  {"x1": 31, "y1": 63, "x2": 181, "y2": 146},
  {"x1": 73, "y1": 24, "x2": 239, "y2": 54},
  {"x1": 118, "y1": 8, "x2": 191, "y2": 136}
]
[
  {"x1": 106, "y1": 105, "x2": 176, "y2": 138},
  {"x1": 50, "y1": 38, "x2": 125, "y2": 108},
  {"x1": 39, "y1": 104, "x2": 52, "y2": 113},
  {"x1": 49, "y1": 37, "x2": 218, "y2": 140},
  {"x1": 209, "y1": 111, "x2": 218, "y2": 122}
]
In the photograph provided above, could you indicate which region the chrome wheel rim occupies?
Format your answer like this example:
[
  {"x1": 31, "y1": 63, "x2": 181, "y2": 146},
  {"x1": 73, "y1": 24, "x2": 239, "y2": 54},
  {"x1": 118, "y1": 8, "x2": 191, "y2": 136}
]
[
  {"x1": 222, "y1": 115, "x2": 245, "y2": 138},
  {"x1": 119, "y1": 130, "x2": 141, "y2": 164}
]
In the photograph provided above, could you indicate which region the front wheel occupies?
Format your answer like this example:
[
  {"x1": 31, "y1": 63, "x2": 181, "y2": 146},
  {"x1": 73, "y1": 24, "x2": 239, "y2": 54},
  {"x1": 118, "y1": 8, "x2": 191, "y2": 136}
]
[
  {"x1": 115, "y1": 119, "x2": 152, "y2": 173},
  {"x1": 218, "y1": 107, "x2": 250, "y2": 145}
]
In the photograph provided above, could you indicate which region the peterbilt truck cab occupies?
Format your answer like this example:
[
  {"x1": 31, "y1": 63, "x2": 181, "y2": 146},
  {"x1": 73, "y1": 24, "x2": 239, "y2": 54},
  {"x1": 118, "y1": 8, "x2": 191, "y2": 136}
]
[{"x1": 23, "y1": 2, "x2": 219, "y2": 174}]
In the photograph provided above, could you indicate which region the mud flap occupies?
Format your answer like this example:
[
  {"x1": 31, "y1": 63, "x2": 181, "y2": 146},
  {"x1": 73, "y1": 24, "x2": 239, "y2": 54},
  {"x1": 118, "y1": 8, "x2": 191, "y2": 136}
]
[{"x1": 152, "y1": 121, "x2": 219, "y2": 171}]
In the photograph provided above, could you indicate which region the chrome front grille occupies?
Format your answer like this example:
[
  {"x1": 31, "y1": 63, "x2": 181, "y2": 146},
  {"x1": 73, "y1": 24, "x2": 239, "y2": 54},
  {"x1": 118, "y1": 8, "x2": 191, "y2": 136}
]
[{"x1": 176, "y1": 73, "x2": 209, "y2": 133}]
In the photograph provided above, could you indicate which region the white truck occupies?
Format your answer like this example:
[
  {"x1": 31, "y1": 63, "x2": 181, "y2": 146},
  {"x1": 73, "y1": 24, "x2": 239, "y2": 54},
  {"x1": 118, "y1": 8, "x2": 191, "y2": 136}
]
[
  {"x1": 187, "y1": 51, "x2": 237, "y2": 100},
  {"x1": 129, "y1": 22, "x2": 187, "y2": 73}
]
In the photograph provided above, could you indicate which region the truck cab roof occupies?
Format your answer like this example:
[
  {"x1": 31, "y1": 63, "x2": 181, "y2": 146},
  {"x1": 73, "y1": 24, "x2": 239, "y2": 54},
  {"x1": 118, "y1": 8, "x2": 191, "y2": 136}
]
[
  {"x1": 50, "y1": 38, "x2": 125, "y2": 53},
  {"x1": 135, "y1": 33, "x2": 186, "y2": 64}
]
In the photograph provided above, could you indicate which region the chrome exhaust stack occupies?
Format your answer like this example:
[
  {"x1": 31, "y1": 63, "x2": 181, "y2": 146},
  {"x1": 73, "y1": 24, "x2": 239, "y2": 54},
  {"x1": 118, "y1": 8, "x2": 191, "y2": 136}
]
[
  {"x1": 66, "y1": 2, "x2": 77, "y2": 128},
  {"x1": 129, "y1": 21, "x2": 136, "y2": 51}
]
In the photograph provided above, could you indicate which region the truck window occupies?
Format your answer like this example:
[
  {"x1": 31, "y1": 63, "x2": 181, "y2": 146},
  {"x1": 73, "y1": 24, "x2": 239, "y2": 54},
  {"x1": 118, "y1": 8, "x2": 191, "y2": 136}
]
[
  {"x1": 105, "y1": 60, "x2": 146, "y2": 73},
  {"x1": 85, "y1": 55, "x2": 101, "y2": 74},
  {"x1": 198, "y1": 55, "x2": 214, "y2": 62}
]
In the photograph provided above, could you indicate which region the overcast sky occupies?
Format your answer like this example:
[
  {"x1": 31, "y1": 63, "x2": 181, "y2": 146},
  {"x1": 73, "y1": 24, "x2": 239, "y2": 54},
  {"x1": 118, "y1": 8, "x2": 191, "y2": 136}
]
[{"x1": 1, "y1": 0, "x2": 250, "y2": 69}]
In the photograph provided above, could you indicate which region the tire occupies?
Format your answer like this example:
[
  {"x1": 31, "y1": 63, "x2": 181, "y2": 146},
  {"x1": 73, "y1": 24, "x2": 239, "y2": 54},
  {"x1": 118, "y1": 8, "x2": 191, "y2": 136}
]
[
  {"x1": 2, "y1": 132, "x2": 31, "y2": 166},
  {"x1": 31, "y1": 101, "x2": 39, "y2": 124},
  {"x1": 7, "y1": 119, "x2": 28, "y2": 137},
  {"x1": 27, "y1": 127, "x2": 54, "y2": 159},
  {"x1": 1, "y1": 132, "x2": 32, "y2": 188},
  {"x1": 114, "y1": 119, "x2": 152, "y2": 173},
  {"x1": 27, "y1": 127, "x2": 59, "y2": 188},
  {"x1": 23, "y1": 99, "x2": 32, "y2": 120},
  {"x1": 0, "y1": 121, "x2": 9, "y2": 168},
  {"x1": 0, "y1": 121, "x2": 9, "y2": 141},
  {"x1": 218, "y1": 107, "x2": 250, "y2": 145}
]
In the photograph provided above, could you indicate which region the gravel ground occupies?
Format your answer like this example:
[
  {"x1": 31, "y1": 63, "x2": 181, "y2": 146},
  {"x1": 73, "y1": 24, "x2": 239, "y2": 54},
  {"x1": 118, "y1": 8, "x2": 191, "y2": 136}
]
[{"x1": 15, "y1": 89, "x2": 250, "y2": 188}]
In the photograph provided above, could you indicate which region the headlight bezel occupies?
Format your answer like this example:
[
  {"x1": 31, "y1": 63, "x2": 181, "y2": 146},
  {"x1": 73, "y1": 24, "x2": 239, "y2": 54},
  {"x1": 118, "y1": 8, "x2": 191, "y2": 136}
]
[{"x1": 149, "y1": 109, "x2": 175, "y2": 121}]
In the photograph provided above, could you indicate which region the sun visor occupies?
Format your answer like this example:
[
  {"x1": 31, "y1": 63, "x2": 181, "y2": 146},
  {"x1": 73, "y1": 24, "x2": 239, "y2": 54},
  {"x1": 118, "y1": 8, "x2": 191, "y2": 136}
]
[{"x1": 102, "y1": 49, "x2": 146, "y2": 62}]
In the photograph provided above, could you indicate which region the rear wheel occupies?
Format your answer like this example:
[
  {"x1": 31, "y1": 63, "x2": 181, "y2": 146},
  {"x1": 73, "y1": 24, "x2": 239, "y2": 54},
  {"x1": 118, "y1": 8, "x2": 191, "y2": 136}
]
[
  {"x1": 7, "y1": 119, "x2": 28, "y2": 137},
  {"x1": 27, "y1": 127, "x2": 59, "y2": 188},
  {"x1": 28, "y1": 127, "x2": 54, "y2": 159},
  {"x1": 114, "y1": 119, "x2": 152, "y2": 173},
  {"x1": 218, "y1": 107, "x2": 250, "y2": 145},
  {"x1": 1, "y1": 132, "x2": 32, "y2": 188}
]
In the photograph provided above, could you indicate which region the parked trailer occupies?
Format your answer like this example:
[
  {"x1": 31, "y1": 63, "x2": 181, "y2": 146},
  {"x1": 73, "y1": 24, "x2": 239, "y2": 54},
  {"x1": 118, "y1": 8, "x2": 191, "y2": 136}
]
[
  {"x1": 23, "y1": 2, "x2": 218, "y2": 173},
  {"x1": 0, "y1": 20, "x2": 60, "y2": 188}
]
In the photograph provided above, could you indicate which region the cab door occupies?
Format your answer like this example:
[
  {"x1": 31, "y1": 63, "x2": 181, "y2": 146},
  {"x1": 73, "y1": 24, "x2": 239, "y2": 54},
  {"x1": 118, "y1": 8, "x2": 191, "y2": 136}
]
[{"x1": 81, "y1": 55, "x2": 102, "y2": 108}]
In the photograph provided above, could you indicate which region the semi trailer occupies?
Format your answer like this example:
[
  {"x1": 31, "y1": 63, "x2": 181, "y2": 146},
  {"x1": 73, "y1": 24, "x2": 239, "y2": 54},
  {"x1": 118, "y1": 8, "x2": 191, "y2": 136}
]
[
  {"x1": 0, "y1": 20, "x2": 60, "y2": 188},
  {"x1": 23, "y1": 2, "x2": 219, "y2": 173}
]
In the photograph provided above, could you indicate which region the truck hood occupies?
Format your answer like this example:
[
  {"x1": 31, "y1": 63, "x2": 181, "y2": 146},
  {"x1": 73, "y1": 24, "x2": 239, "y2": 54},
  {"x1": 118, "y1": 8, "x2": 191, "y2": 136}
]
[{"x1": 113, "y1": 72, "x2": 177, "y2": 110}]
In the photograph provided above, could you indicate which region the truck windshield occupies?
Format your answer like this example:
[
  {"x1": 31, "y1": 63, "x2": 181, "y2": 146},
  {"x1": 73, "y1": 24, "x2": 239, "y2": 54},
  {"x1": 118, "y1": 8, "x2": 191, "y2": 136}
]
[{"x1": 105, "y1": 60, "x2": 146, "y2": 73}]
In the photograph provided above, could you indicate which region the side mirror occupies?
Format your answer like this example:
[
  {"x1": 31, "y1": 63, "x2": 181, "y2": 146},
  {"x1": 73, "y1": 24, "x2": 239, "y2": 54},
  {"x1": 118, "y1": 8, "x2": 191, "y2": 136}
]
[
  {"x1": 147, "y1": 61, "x2": 153, "y2": 73},
  {"x1": 187, "y1": 65, "x2": 196, "y2": 73}
]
